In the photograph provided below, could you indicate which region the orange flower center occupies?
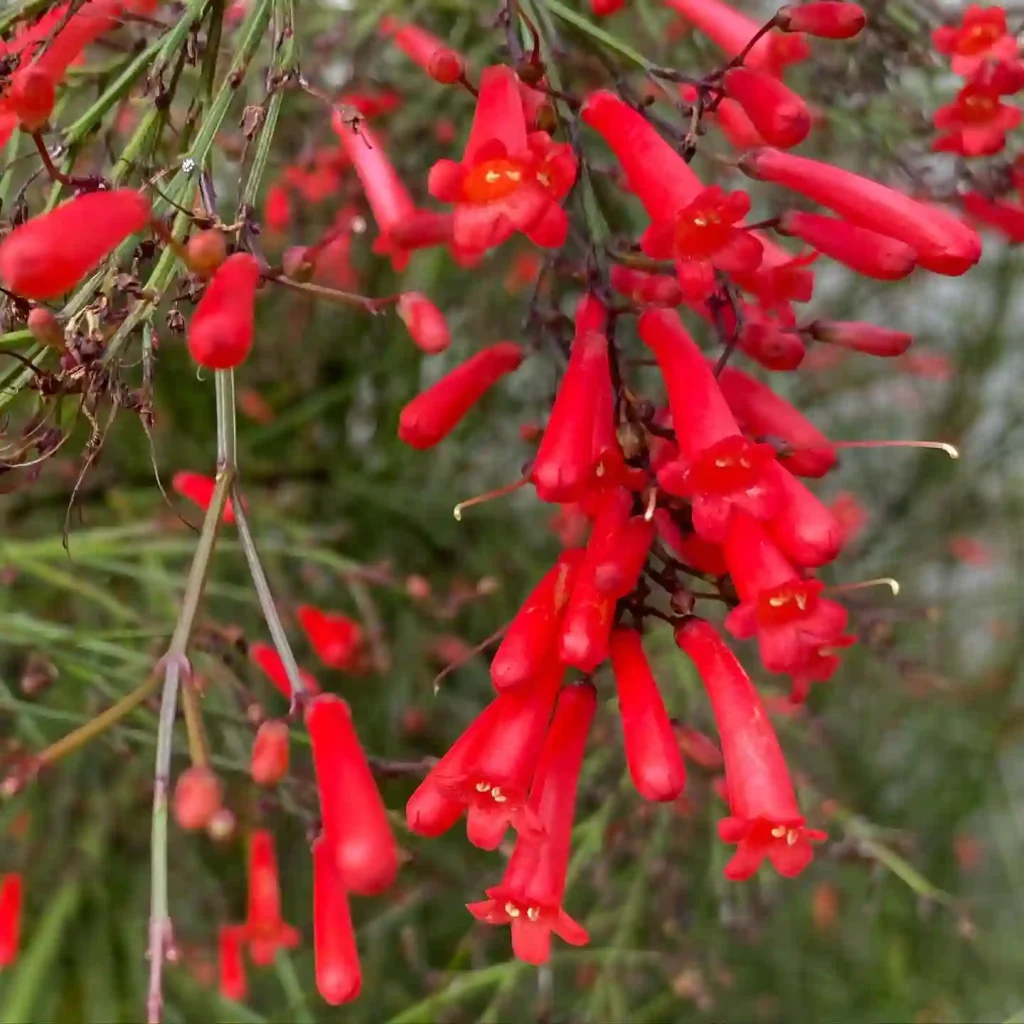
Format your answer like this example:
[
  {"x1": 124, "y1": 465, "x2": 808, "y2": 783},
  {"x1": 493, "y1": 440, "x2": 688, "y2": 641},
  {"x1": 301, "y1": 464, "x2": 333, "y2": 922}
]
[
  {"x1": 960, "y1": 21, "x2": 1000, "y2": 53},
  {"x1": 462, "y1": 159, "x2": 526, "y2": 203},
  {"x1": 756, "y1": 580, "x2": 821, "y2": 627}
]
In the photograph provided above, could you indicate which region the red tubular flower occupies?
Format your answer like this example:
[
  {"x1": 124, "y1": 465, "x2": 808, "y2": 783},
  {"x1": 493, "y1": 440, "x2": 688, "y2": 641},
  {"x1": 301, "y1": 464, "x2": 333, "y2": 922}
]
[
  {"x1": 251, "y1": 720, "x2": 290, "y2": 787},
  {"x1": 243, "y1": 830, "x2": 301, "y2": 966},
  {"x1": 264, "y1": 183, "x2": 291, "y2": 233},
  {"x1": 716, "y1": 364, "x2": 836, "y2": 477},
  {"x1": 0, "y1": 189, "x2": 151, "y2": 300},
  {"x1": 722, "y1": 68, "x2": 811, "y2": 149},
  {"x1": 531, "y1": 325, "x2": 610, "y2": 503},
  {"x1": 609, "y1": 629, "x2": 687, "y2": 801},
  {"x1": 660, "y1": 0, "x2": 810, "y2": 73},
  {"x1": 932, "y1": 82, "x2": 1022, "y2": 157},
  {"x1": 491, "y1": 549, "x2": 585, "y2": 691},
  {"x1": 962, "y1": 190, "x2": 1024, "y2": 242},
  {"x1": 297, "y1": 605, "x2": 363, "y2": 670},
  {"x1": 0, "y1": 874, "x2": 23, "y2": 967},
  {"x1": 33, "y1": 0, "x2": 120, "y2": 82},
  {"x1": 641, "y1": 185, "x2": 763, "y2": 301},
  {"x1": 188, "y1": 253, "x2": 261, "y2": 369},
  {"x1": 764, "y1": 462, "x2": 843, "y2": 567},
  {"x1": 435, "y1": 666, "x2": 564, "y2": 848},
  {"x1": 639, "y1": 309, "x2": 780, "y2": 542},
  {"x1": 831, "y1": 491, "x2": 868, "y2": 546},
  {"x1": 173, "y1": 766, "x2": 223, "y2": 831},
  {"x1": 330, "y1": 118, "x2": 419, "y2": 269},
  {"x1": 6, "y1": 66, "x2": 55, "y2": 130},
  {"x1": 933, "y1": 5, "x2": 1018, "y2": 77},
  {"x1": 592, "y1": 0, "x2": 626, "y2": 14},
  {"x1": 738, "y1": 303, "x2": 807, "y2": 370},
  {"x1": 734, "y1": 233, "x2": 816, "y2": 309},
  {"x1": 740, "y1": 147, "x2": 982, "y2": 276},
  {"x1": 218, "y1": 925, "x2": 248, "y2": 1002},
  {"x1": 379, "y1": 16, "x2": 463, "y2": 76},
  {"x1": 708, "y1": 96, "x2": 767, "y2": 149},
  {"x1": 723, "y1": 511, "x2": 852, "y2": 692},
  {"x1": 306, "y1": 695, "x2": 398, "y2": 895},
  {"x1": 776, "y1": 2, "x2": 866, "y2": 39},
  {"x1": 778, "y1": 211, "x2": 917, "y2": 280},
  {"x1": 558, "y1": 489, "x2": 631, "y2": 671},
  {"x1": 653, "y1": 508, "x2": 729, "y2": 576},
  {"x1": 250, "y1": 642, "x2": 321, "y2": 699},
  {"x1": 809, "y1": 320, "x2": 913, "y2": 356},
  {"x1": 428, "y1": 49, "x2": 466, "y2": 85},
  {"x1": 397, "y1": 292, "x2": 450, "y2": 354},
  {"x1": 675, "y1": 619, "x2": 826, "y2": 879},
  {"x1": 399, "y1": 342, "x2": 524, "y2": 449},
  {"x1": 609, "y1": 264, "x2": 683, "y2": 306},
  {"x1": 171, "y1": 471, "x2": 237, "y2": 524},
  {"x1": 581, "y1": 90, "x2": 703, "y2": 218},
  {"x1": 467, "y1": 684, "x2": 595, "y2": 964},
  {"x1": 312, "y1": 838, "x2": 362, "y2": 1006},
  {"x1": 592, "y1": 516, "x2": 655, "y2": 597},
  {"x1": 428, "y1": 66, "x2": 576, "y2": 252}
]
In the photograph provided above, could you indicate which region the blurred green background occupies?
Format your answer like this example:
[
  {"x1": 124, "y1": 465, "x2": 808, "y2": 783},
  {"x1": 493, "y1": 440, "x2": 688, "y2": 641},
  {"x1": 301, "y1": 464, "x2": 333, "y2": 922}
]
[{"x1": 0, "y1": 0, "x2": 1022, "y2": 1020}]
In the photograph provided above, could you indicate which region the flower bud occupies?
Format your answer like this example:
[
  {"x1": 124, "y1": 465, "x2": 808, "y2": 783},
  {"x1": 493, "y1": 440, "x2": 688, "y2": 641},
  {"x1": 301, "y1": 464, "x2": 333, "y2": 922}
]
[
  {"x1": 250, "y1": 719, "x2": 290, "y2": 786},
  {"x1": 218, "y1": 925, "x2": 247, "y2": 1002},
  {"x1": 187, "y1": 252, "x2": 261, "y2": 369},
  {"x1": 778, "y1": 211, "x2": 916, "y2": 280},
  {"x1": 185, "y1": 230, "x2": 228, "y2": 277},
  {"x1": 173, "y1": 766, "x2": 223, "y2": 831},
  {"x1": 809, "y1": 320, "x2": 912, "y2": 356},
  {"x1": 722, "y1": 67, "x2": 810, "y2": 149},
  {"x1": 313, "y1": 838, "x2": 362, "y2": 1005},
  {"x1": 397, "y1": 292, "x2": 450, "y2": 354},
  {"x1": 776, "y1": 2, "x2": 866, "y2": 39},
  {"x1": 7, "y1": 67, "x2": 55, "y2": 130},
  {"x1": 27, "y1": 307, "x2": 63, "y2": 349},
  {"x1": 428, "y1": 48, "x2": 465, "y2": 84}
]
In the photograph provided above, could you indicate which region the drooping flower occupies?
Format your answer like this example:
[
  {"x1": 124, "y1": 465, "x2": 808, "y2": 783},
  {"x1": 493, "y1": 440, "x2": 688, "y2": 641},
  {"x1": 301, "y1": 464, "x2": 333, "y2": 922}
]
[
  {"x1": 733, "y1": 233, "x2": 816, "y2": 310},
  {"x1": 218, "y1": 924, "x2": 248, "y2": 1002},
  {"x1": 609, "y1": 628, "x2": 687, "y2": 801},
  {"x1": 188, "y1": 252, "x2": 262, "y2": 369},
  {"x1": 171, "y1": 471, "x2": 237, "y2": 524},
  {"x1": 722, "y1": 67, "x2": 811, "y2": 149},
  {"x1": 675, "y1": 618, "x2": 826, "y2": 879},
  {"x1": 932, "y1": 82, "x2": 1022, "y2": 157},
  {"x1": 808, "y1": 320, "x2": 913, "y2": 356},
  {"x1": 243, "y1": 830, "x2": 301, "y2": 966},
  {"x1": 591, "y1": 515, "x2": 656, "y2": 597},
  {"x1": 932, "y1": 5, "x2": 1019, "y2": 78},
  {"x1": 0, "y1": 874, "x2": 23, "y2": 967},
  {"x1": 764, "y1": 461, "x2": 843, "y2": 567},
  {"x1": 250, "y1": 720, "x2": 290, "y2": 787},
  {"x1": 428, "y1": 66, "x2": 576, "y2": 252},
  {"x1": 653, "y1": 508, "x2": 730, "y2": 576},
  {"x1": 250, "y1": 642, "x2": 321, "y2": 699},
  {"x1": 306, "y1": 695, "x2": 398, "y2": 896},
  {"x1": 639, "y1": 308, "x2": 780, "y2": 542},
  {"x1": 609, "y1": 264, "x2": 683, "y2": 307},
  {"x1": 739, "y1": 146, "x2": 982, "y2": 275},
  {"x1": 6, "y1": 66, "x2": 55, "y2": 130},
  {"x1": 173, "y1": 766, "x2": 224, "y2": 831},
  {"x1": 399, "y1": 342, "x2": 524, "y2": 449},
  {"x1": 297, "y1": 605, "x2": 364, "y2": 670},
  {"x1": 777, "y1": 211, "x2": 917, "y2": 280},
  {"x1": 467, "y1": 684, "x2": 595, "y2": 964},
  {"x1": 716, "y1": 364, "x2": 836, "y2": 477},
  {"x1": 379, "y1": 16, "x2": 464, "y2": 79},
  {"x1": 723, "y1": 511, "x2": 853, "y2": 695},
  {"x1": 660, "y1": 0, "x2": 810, "y2": 74},
  {"x1": 396, "y1": 292, "x2": 450, "y2": 354},
  {"x1": 312, "y1": 838, "x2": 362, "y2": 1005},
  {"x1": 961, "y1": 190, "x2": 1024, "y2": 242},
  {"x1": 491, "y1": 550, "x2": 585, "y2": 691},
  {"x1": 0, "y1": 189, "x2": 151, "y2": 300},
  {"x1": 640, "y1": 185, "x2": 763, "y2": 301},
  {"x1": 776, "y1": 2, "x2": 867, "y2": 39}
]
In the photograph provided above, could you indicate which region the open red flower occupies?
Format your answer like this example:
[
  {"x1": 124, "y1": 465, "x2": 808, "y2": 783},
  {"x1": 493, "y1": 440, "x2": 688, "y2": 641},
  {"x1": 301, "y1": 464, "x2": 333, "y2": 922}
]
[
  {"x1": 640, "y1": 186, "x2": 763, "y2": 301},
  {"x1": 242, "y1": 830, "x2": 300, "y2": 966},
  {"x1": 676, "y1": 619, "x2": 826, "y2": 880},
  {"x1": 428, "y1": 66, "x2": 576, "y2": 252},
  {"x1": 297, "y1": 605, "x2": 363, "y2": 670},
  {"x1": 933, "y1": 82, "x2": 1022, "y2": 156},
  {"x1": 933, "y1": 5, "x2": 1018, "y2": 78},
  {"x1": 467, "y1": 684, "x2": 594, "y2": 964}
]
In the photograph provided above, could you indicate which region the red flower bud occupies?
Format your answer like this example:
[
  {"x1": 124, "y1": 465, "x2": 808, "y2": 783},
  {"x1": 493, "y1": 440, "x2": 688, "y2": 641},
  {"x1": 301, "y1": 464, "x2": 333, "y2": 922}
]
[
  {"x1": 187, "y1": 252, "x2": 261, "y2": 369},
  {"x1": 264, "y1": 183, "x2": 291, "y2": 232},
  {"x1": 0, "y1": 190, "x2": 151, "y2": 300},
  {"x1": 397, "y1": 292, "x2": 450, "y2": 354},
  {"x1": 243, "y1": 830, "x2": 300, "y2": 965},
  {"x1": 297, "y1": 606, "x2": 363, "y2": 670},
  {"x1": 609, "y1": 629, "x2": 687, "y2": 801},
  {"x1": 776, "y1": 2, "x2": 866, "y2": 39},
  {"x1": 218, "y1": 925, "x2": 247, "y2": 1002},
  {"x1": 306, "y1": 695, "x2": 398, "y2": 895},
  {"x1": 27, "y1": 307, "x2": 63, "y2": 349},
  {"x1": 778, "y1": 211, "x2": 916, "y2": 280},
  {"x1": 0, "y1": 874, "x2": 22, "y2": 967},
  {"x1": 428, "y1": 49, "x2": 465, "y2": 84},
  {"x1": 809, "y1": 320, "x2": 912, "y2": 356},
  {"x1": 186, "y1": 230, "x2": 228, "y2": 277},
  {"x1": 171, "y1": 470, "x2": 237, "y2": 524},
  {"x1": 312, "y1": 838, "x2": 362, "y2": 1005},
  {"x1": 173, "y1": 766, "x2": 223, "y2": 831},
  {"x1": 722, "y1": 67, "x2": 811, "y2": 150},
  {"x1": 250, "y1": 719, "x2": 290, "y2": 786},
  {"x1": 399, "y1": 342, "x2": 524, "y2": 449},
  {"x1": 7, "y1": 66, "x2": 55, "y2": 130}
]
